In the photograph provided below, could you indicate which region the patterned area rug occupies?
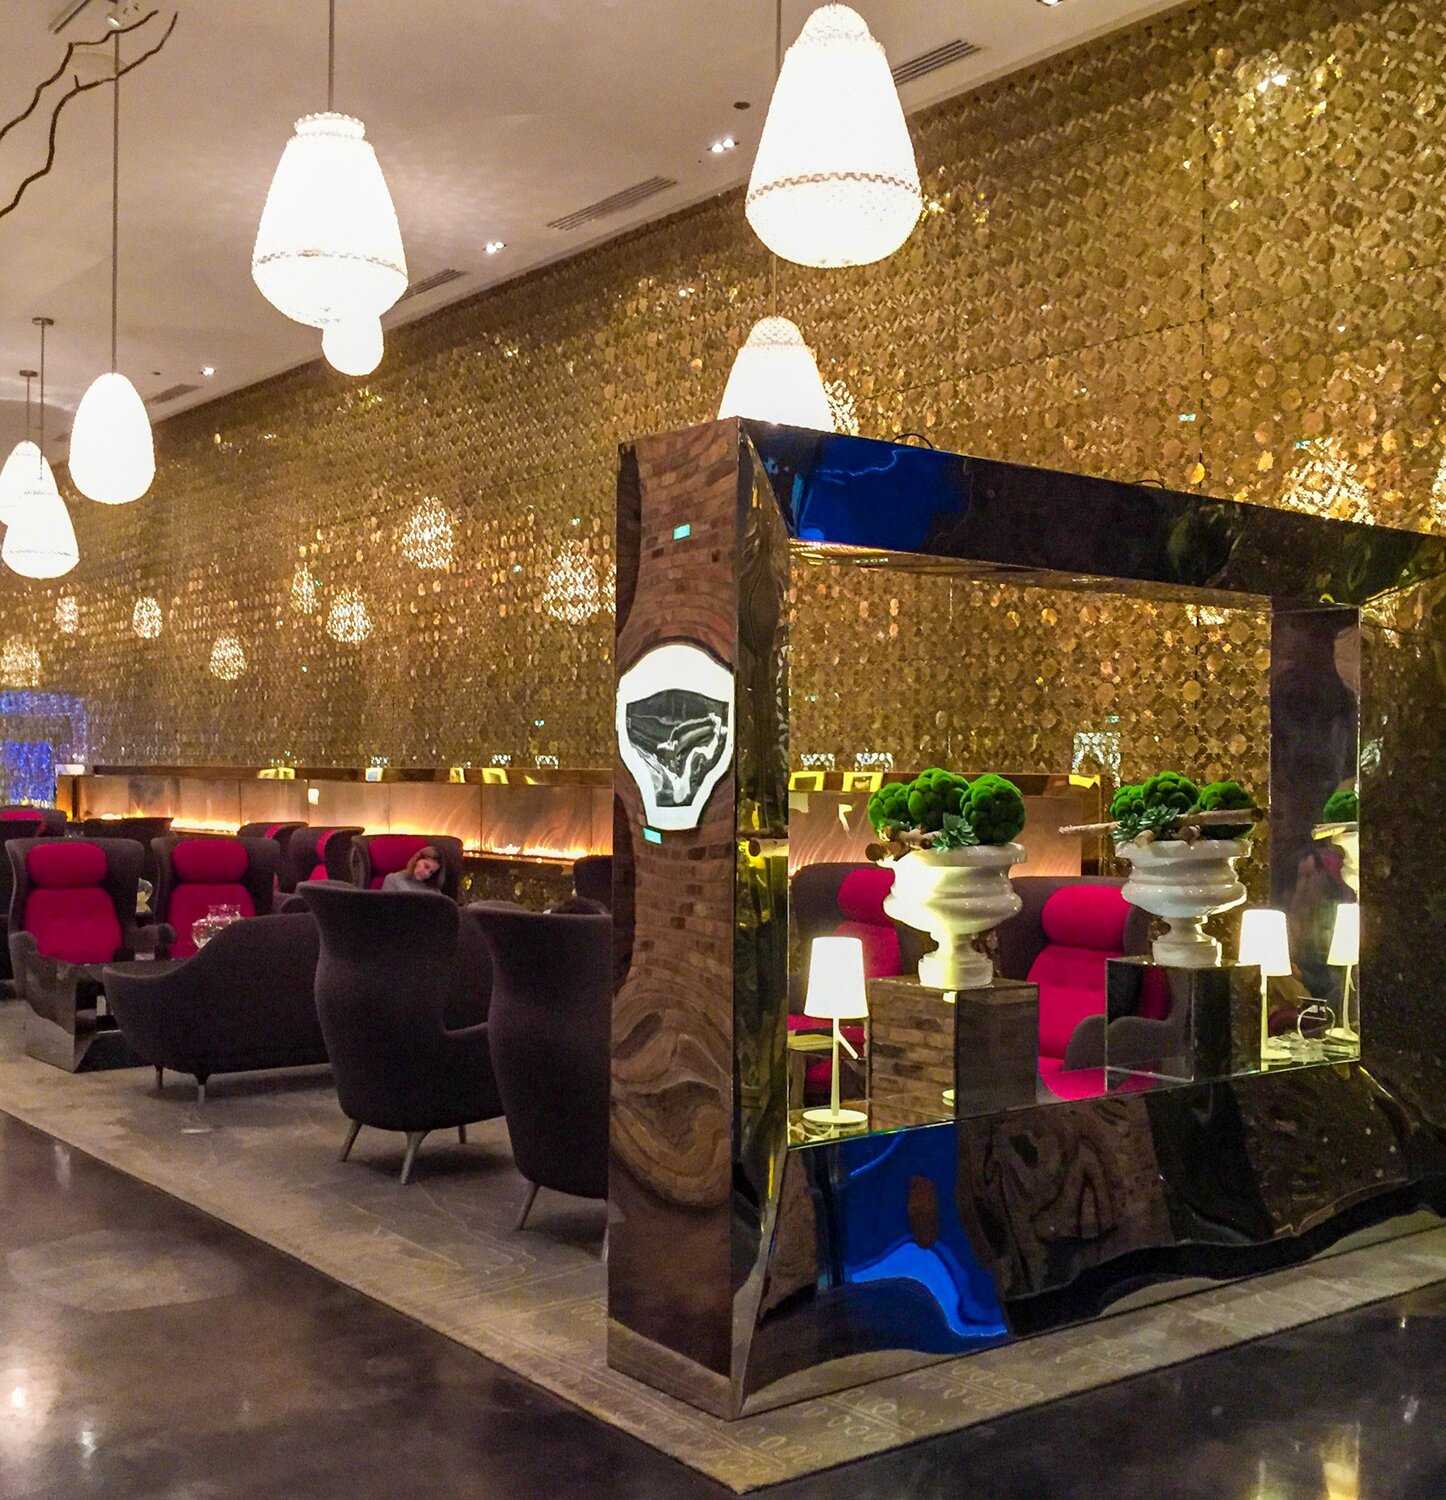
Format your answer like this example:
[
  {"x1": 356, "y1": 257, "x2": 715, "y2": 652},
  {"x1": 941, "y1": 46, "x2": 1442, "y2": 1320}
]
[{"x1": 1, "y1": 1000, "x2": 1442, "y2": 1492}]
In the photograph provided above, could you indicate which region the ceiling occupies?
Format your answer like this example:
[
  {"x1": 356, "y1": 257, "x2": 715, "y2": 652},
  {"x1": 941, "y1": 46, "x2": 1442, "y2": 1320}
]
[{"x1": 0, "y1": 0, "x2": 1185, "y2": 454}]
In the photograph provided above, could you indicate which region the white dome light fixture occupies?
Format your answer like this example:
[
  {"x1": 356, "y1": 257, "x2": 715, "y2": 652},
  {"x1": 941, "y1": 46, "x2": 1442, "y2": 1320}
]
[
  {"x1": 718, "y1": 316, "x2": 837, "y2": 432},
  {"x1": 252, "y1": 2, "x2": 407, "y2": 337},
  {"x1": 0, "y1": 369, "x2": 42, "y2": 525},
  {"x1": 746, "y1": 4, "x2": 921, "y2": 269},
  {"x1": 4, "y1": 319, "x2": 80, "y2": 580},
  {"x1": 322, "y1": 317, "x2": 384, "y2": 377},
  {"x1": 70, "y1": 36, "x2": 155, "y2": 505}
]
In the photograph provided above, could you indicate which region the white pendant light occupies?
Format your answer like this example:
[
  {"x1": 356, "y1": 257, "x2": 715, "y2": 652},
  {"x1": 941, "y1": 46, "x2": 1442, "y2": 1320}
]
[
  {"x1": 0, "y1": 369, "x2": 41, "y2": 525},
  {"x1": 70, "y1": 372, "x2": 155, "y2": 505},
  {"x1": 70, "y1": 33, "x2": 155, "y2": 505},
  {"x1": 718, "y1": 316, "x2": 836, "y2": 431},
  {"x1": 746, "y1": 4, "x2": 921, "y2": 268},
  {"x1": 322, "y1": 317, "x2": 384, "y2": 376},
  {"x1": 4, "y1": 318, "x2": 79, "y2": 580},
  {"x1": 252, "y1": 2, "x2": 407, "y2": 330}
]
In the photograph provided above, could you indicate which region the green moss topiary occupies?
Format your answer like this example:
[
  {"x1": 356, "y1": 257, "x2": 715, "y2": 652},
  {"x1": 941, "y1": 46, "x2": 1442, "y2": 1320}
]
[
  {"x1": 904, "y1": 767, "x2": 970, "y2": 832},
  {"x1": 867, "y1": 781, "x2": 912, "y2": 834},
  {"x1": 1139, "y1": 770, "x2": 1199, "y2": 816},
  {"x1": 1323, "y1": 788, "x2": 1358, "y2": 824},
  {"x1": 960, "y1": 773, "x2": 1026, "y2": 845},
  {"x1": 1193, "y1": 779, "x2": 1254, "y2": 840},
  {"x1": 1110, "y1": 783, "x2": 1145, "y2": 821}
]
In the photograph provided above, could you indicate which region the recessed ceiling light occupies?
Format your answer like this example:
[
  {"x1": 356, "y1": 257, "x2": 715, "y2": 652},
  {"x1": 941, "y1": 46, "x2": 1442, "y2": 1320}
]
[
  {"x1": 201, "y1": 365, "x2": 216, "y2": 378},
  {"x1": 484, "y1": 240, "x2": 506, "y2": 254},
  {"x1": 1037, "y1": 0, "x2": 1068, "y2": 7},
  {"x1": 709, "y1": 136, "x2": 738, "y2": 154}
]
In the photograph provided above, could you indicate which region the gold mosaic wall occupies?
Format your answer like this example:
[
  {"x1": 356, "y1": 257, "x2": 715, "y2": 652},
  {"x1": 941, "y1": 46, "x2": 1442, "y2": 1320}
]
[{"x1": 0, "y1": 0, "x2": 1439, "y2": 773}]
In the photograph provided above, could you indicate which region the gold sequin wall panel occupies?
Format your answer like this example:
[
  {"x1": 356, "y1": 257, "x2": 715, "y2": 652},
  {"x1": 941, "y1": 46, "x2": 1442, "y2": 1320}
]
[{"x1": 0, "y1": 0, "x2": 1439, "y2": 769}]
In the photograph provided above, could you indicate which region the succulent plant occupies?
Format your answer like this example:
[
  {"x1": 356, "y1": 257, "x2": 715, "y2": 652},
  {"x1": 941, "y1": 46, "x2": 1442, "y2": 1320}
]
[
  {"x1": 1110, "y1": 783, "x2": 1145, "y2": 821},
  {"x1": 867, "y1": 780, "x2": 912, "y2": 834},
  {"x1": 1139, "y1": 770, "x2": 1199, "y2": 815},
  {"x1": 867, "y1": 768, "x2": 1025, "y2": 847},
  {"x1": 904, "y1": 767, "x2": 970, "y2": 832}
]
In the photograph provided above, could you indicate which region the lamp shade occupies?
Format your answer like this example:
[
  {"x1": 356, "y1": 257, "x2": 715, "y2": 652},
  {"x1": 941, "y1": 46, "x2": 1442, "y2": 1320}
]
[
  {"x1": 322, "y1": 317, "x2": 384, "y2": 376},
  {"x1": 1, "y1": 463, "x2": 79, "y2": 578},
  {"x1": 0, "y1": 440, "x2": 45, "y2": 525},
  {"x1": 252, "y1": 113, "x2": 408, "y2": 328},
  {"x1": 745, "y1": 4, "x2": 921, "y2": 268},
  {"x1": 1238, "y1": 907, "x2": 1291, "y2": 977},
  {"x1": 804, "y1": 935, "x2": 869, "y2": 1020},
  {"x1": 68, "y1": 371, "x2": 155, "y2": 505},
  {"x1": 718, "y1": 317, "x2": 836, "y2": 431},
  {"x1": 1328, "y1": 903, "x2": 1360, "y2": 967}
]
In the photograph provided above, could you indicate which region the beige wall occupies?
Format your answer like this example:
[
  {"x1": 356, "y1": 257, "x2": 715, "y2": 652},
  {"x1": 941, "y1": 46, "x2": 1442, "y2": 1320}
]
[{"x1": 0, "y1": 0, "x2": 1438, "y2": 779}]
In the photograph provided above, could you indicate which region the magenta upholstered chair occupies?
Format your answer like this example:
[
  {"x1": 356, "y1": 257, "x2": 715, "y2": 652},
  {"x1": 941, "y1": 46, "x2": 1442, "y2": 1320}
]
[
  {"x1": 350, "y1": 833, "x2": 464, "y2": 901},
  {"x1": 6, "y1": 837, "x2": 169, "y2": 1070},
  {"x1": 0, "y1": 805, "x2": 65, "y2": 836},
  {"x1": 237, "y1": 821, "x2": 308, "y2": 890},
  {"x1": 284, "y1": 826, "x2": 362, "y2": 889},
  {"x1": 152, "y1": 836, "x2": 278, "y2": 958}
]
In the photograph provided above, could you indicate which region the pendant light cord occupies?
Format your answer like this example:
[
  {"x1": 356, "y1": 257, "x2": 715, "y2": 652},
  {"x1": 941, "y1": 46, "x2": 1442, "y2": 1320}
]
[
  {"x1": 327, "y1": 0, "x2": 336, "y2": 111},
  {"x1": 111, "y1": 32, "x2": 119, "y2": 372},
  {"x1": 38, "y1": 324, "x2": 47, "y2": 459},
  {"x1": 770, "y1": 0, "x2": 781, "y2": 314}
]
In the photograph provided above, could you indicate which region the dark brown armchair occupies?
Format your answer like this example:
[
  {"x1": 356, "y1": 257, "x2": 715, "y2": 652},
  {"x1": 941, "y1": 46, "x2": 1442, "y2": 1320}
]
[
  {"x1": 0, "y1": 805, "x2": 65, "y2": 835},
  {"x1": 300, "y1": 882, "x2": 502, "y2": 1184},
  {"x1": 286, "y1": 826, "x2": 363, "y2": 889},
  {"x1": 238, "y1": 821, "x2": 308, "y2": 889},
  {"x1": 105, "y1": 912, "x2": 325, "y2": 1101},
  {"x1": 466, "y1": 903, "x2": 611, "y2": 1230},
  {"x1": 7, "y1": 837, "x2": 170, "y2": 1070}
]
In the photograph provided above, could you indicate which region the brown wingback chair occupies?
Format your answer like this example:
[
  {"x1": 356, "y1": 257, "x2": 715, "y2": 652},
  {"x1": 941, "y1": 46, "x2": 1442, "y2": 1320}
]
[
  {"x1": 300, "y1": 883, "x2": 502, "y2": 1184},
  {"x1": 466, "y1": 903, "x2": 611, "y2": 1230},
  {"x1": 286, "y1": 826, "x2": 363, "y2": 890},
  {"x1": 237, "y1": 821, "x2": 308, "y2": 890}
]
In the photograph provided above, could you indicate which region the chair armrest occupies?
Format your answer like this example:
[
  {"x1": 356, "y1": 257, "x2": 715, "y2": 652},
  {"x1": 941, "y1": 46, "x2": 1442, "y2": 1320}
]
[
  {"x1": 1063, "y1": 1013, "x2": 1106, "y2": 1070},
  {"x1": 1103, "y1": 1014, "x2": 1179, "y2": 1069},
  {"x1": 10, "y1": 932, "x2": 85, "y2": 1025}
]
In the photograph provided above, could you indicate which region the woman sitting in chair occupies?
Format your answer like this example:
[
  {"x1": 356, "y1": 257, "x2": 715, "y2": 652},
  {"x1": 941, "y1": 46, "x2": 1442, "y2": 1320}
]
[{"x1": 381, "y1": 845, "x2": 446, "y2": 895}]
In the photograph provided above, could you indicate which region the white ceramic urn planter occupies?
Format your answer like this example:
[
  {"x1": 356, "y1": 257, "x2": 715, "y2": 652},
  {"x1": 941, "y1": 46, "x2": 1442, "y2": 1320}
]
[
  {"x1": 884, "y1": 843, "x2": 1026, "y2": 990},
  {"x1": 1313, "y1": 821, "x2": 1359, "y2": 896},
  {"x1": 1120, "y1": 837, "x2": 1250, "y2": 968}
]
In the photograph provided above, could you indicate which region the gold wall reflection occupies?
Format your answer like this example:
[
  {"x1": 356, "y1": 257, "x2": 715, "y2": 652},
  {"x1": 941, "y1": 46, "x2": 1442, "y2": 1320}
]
[{"x1": 0, "y1": 0, "x2": 1438, "y2": 775}]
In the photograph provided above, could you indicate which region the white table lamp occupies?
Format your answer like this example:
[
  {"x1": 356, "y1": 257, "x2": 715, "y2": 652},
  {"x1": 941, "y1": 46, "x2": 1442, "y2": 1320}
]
[
  {"x1": 1328, "y1": 903, "x2": 1360, "y2": 1039},
  {"x1": 802, "y1": 936, "x2": 869, "y2": 1130},
  {"x1": 1239, "y1": 907, "x2": 1292, "y2": 1065}
]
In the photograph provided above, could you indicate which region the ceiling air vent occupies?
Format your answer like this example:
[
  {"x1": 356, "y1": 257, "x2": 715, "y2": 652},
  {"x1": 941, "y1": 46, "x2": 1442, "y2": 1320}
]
[
  {"x1": 891, "y1": 38, "x2": 981, "y2": 87},
  {"x1": 547, "y1": 176, "x2": 678, "y2": 233},
  {"x1": 396, "y1": 267, "x2": 467, "y2": 305},
  {"x1": 147, "y1": 382, "x2": 200, "y2": 406}
]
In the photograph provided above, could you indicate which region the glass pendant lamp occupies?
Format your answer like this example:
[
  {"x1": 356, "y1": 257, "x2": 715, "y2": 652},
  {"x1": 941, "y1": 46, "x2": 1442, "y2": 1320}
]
[
  {"x1": 718, "y1": 316, "x2": 835, "y2": 431},
  {"x1": 4, "y1": 319, "x2": 79, "y2": 580},
  {"x1": 70, "y1": 34, "x2": 155, "y2": 505},
  {"x1": 746, "y1": 4, "x2": 921, "y2": 268},
  {"x1": 252, "y1": 0, "x2": 407, "y2": 343}
]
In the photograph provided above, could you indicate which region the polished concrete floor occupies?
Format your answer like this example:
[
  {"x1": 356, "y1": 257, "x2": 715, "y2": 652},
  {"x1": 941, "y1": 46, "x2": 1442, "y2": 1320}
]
[{"x1": 2, "y1": 1110, "x2": 1443, "y2": 1500}]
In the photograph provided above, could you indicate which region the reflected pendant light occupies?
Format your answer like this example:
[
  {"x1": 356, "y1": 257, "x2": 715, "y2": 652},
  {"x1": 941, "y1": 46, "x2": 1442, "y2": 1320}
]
[
  {"x1": 252, "y1": 0, "x2": 407, "y2": 335},
  {"x1": 3, "y1": 319, "x2": 79, "y2": 580},
  {"x1": 718, "y1": 316, "x2": 835, "y2": 431},
  {"x1": 746, "y1": 4, "x2": 921, "y2": 268},
  {"x1": 0, "y1": 368, "x2": 42, "y2": 525},
  {"x1": 70, "y1": 34, "x2": 155, "y2": 505}
]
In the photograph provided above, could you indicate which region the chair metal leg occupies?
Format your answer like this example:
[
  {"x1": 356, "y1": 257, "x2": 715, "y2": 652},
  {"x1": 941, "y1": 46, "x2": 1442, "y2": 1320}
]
[
  {"x1": 458, "y1": 1124, "x2": 467, "y2": 1145},
  {"x1": 339, "y1": 1120, "x2": 362, "y2": 1163},
  {"x1": 195, "y1": 1078, "x2": 207, "y2": 1104},
  {"x1": 515, "y1": 1180, "x2": 540, "y2": 1230},
  {"x1": 399, "y1": 1130, "x2": 427, "y2": 1186},
  {"x1": 154, "y1": 1066, "x2": 164, "y2": 1092}
]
